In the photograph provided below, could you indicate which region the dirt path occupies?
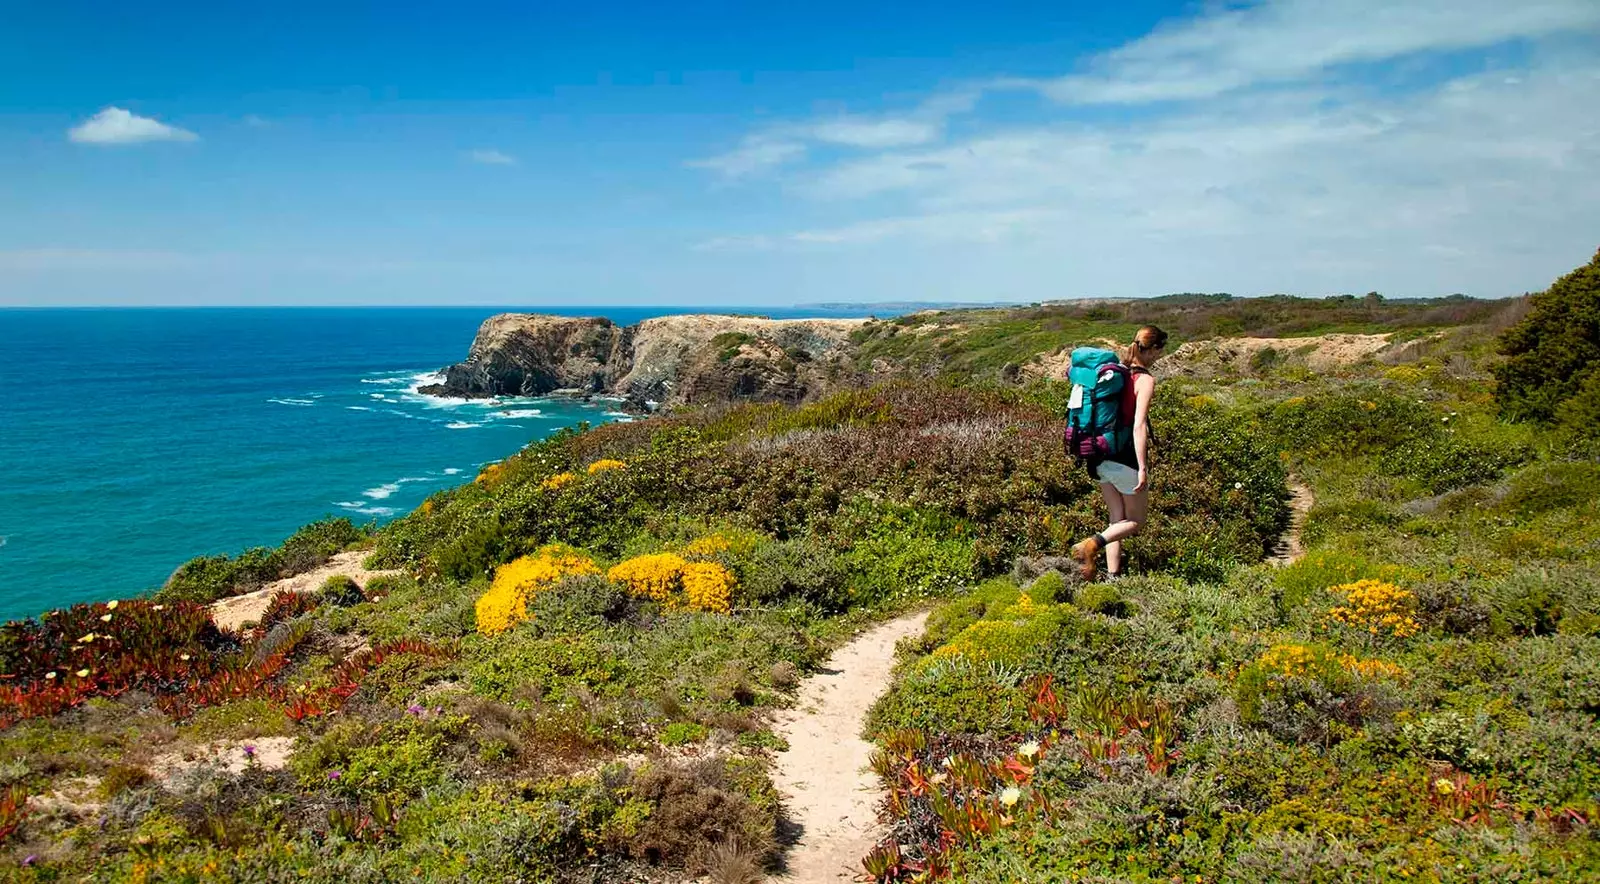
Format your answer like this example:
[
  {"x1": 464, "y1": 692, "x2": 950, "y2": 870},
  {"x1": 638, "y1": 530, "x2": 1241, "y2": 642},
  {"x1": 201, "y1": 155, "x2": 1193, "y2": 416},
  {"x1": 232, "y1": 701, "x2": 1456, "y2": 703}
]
[
  {"x1": 210, "y1": 550, "x2": 400, "y2": 632},
  {"x1": 1268, "y1": 477, "x2": 1316, "y2": 566},
  {"x1": 769, "y1": 611, "x2": 929, "y2": 883}
]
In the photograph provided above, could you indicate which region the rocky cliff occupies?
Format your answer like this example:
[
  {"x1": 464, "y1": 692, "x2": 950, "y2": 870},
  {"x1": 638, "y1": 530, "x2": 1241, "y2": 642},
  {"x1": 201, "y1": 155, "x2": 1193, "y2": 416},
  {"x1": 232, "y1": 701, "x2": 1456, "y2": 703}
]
[{"x1": 419, "y1": 313, "x2": 868, "y2": 408}]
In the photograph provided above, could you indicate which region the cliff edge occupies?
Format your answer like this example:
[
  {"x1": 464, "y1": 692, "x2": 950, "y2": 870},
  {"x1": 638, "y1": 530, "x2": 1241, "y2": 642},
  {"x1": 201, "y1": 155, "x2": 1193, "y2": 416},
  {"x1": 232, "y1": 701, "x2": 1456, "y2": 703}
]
[{"x1": 418, "y1": 312, "x2": 868, "y2": 408}]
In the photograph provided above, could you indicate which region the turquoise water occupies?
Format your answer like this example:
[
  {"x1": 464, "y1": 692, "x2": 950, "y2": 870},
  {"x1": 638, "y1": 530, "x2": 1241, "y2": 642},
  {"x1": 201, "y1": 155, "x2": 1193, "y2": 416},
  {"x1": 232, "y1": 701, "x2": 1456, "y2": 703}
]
[{"x1": 0, "y1": 307, "x2": 862, "y2": 622}]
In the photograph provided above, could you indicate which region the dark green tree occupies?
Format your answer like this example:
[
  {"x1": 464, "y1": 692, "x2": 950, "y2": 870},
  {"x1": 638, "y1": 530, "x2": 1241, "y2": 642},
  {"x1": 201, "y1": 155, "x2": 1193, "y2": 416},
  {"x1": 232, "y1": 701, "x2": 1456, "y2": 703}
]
[{"x1": 1493, "y1": 248, "x2": 1600, "y2": 423}]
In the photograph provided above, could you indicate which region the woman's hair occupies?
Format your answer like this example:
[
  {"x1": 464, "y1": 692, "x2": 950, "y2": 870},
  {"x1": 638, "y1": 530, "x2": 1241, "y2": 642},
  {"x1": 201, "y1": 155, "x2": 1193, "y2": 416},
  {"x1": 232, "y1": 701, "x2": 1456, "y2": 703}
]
[{"x1": 1125, "y1": 325, "x2": 1169, "y2": 365}]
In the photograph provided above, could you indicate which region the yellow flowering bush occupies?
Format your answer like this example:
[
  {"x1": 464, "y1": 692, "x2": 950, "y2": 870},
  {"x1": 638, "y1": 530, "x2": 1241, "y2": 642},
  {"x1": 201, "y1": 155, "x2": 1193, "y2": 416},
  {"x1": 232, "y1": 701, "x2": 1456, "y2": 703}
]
[
  {"x1": 607, "y1": 552, "x2": 737, "y2": 613},
  {"x1": 475, "y1": 544, "x2": 600, "y2": 635},
  {"x1": 586, "y1": 459, "x2": 627, "y2": 475},
  {"x1": 682, "y1": 562, "x2": 734, "y2": 614},
  {"x1": 1340, "y1": 654, "x2": 1406, "y2": 680},
  {"x1": 683, "y1": 533, "x2": 732, "y2": 557},
  {"x1": 475, "y1": 462, "x2": 507, "y2": 486},
  {"x1": 608, "y1": 553, "x2": 685, "y2": 604},
  {"x1": 540, "y1": 471, "x2": 577, "y2": 491},
  {"x1": 1327, "y1": 579, "x2": 1421, "y2": 639},
  {"x1": 1256, "y1": 643, "x2": 1333, "y2": 678}
]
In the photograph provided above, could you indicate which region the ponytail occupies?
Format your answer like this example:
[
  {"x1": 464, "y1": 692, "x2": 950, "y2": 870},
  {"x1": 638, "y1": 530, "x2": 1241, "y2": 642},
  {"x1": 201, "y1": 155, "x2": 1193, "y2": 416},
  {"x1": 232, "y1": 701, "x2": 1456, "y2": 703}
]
[{"x1": 1125, "y1": 325, "x2": 1169, "y2": 365}]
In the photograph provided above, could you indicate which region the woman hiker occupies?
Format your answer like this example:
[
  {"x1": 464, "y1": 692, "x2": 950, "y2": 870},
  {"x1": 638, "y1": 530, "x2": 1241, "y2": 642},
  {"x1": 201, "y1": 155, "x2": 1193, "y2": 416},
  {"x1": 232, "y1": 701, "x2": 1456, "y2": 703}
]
[{"x1": 1071, "y1": 325, "x2": 1169, "y2": 581}]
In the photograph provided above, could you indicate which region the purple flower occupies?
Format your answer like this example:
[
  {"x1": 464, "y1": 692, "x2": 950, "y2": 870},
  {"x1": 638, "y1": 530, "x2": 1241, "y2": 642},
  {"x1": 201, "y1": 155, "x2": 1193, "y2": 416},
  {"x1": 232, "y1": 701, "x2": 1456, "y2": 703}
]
[
  {"x1": 22, "y1": 855, "x2": 37, "y2": 867},
  {"x1": 328, "y1": 770, "x2": 342, "y2": 781},
  {"x1": 242, "y1": 744, "x2": 257, "y2": 759},
  {"x1": 407, "y1": 704, "x2": 424, "y2": 716}
]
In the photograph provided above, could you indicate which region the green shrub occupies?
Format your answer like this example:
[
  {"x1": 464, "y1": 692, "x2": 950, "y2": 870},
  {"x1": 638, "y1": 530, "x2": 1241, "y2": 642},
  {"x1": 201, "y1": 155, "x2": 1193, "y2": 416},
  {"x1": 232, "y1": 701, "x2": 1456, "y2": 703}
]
[
  {"x1": 318, "y1": 574, "x2": 365, "y2": 607},
  {"x1": 156, "y1": 517, "x2": 367, "y2": 604},
  {"x1": 1493, "y1": 249, "x2": 1600, "y2": 424},
  {"x1": 274, "y1": 518, "x2": 367, "y2": 574},
  {"x1": 1377, "y1": 432, "x2": 1533, "y2": 493},
  {"x1": 660, "y1": 722, "x2": 709, "y2": 746},
  {"x1": 730, "y1": 537, "x2": 852, "y2": 612},
  {"x1": 867, "y1": 658, "x2": 1029, "y2": 737},
  {"x1": 1026, "y1": 570, "x2": 1069, "y2": 605},
  {"x1": 1265, "y1": 389, "x2": 1435, "y2": 458},
  {"x1": 1075, "y1": 583, "x2": 1129, "y2": 617},
  {"x1": 466, "y1": 636, "x2": 628, "y2": 705},
  {"x1": 157, "y1": 547, "x2": 277, "y2": 604}
]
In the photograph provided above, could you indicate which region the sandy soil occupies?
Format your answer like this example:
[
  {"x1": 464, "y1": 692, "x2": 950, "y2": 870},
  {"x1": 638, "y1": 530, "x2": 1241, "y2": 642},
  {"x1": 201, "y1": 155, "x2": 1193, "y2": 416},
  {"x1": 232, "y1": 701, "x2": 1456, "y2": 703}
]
[
  {"x1": 147, "y1": 735, "x2": 297, "y2": 785},
  {"x1": 769, "y1": 611, "x2": 929, "y2": 883},
  {"x1": 1159, "y1": 333, "x2": 1395, "y2": 377},
  {"x1": 209, "y1": 550, "x2": 399, "y2": 633},
  {"x1": 1269, "y1": 477, "x2": 1316, "y2": 566}
]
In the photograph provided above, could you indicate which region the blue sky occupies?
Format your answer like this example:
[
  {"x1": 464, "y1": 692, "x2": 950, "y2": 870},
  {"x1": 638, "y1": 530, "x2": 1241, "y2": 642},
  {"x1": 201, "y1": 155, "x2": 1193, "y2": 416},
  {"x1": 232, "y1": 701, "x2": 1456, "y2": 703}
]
[{"x1": 2, "y1": 0, "x2": 1598, "y2": 306}]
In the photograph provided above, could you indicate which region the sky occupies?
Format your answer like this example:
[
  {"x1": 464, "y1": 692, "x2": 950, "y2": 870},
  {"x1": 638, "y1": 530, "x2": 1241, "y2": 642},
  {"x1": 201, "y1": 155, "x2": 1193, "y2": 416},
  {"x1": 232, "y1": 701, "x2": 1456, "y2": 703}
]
[{"x1": 2, "y1": 0, "x2": 1598, "y2": 306}]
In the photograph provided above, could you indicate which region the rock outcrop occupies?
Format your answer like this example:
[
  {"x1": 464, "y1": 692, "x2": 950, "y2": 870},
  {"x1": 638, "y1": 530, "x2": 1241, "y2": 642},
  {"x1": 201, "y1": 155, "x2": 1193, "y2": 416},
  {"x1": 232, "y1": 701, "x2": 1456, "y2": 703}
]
[
  {"x1": 420, "y1": 313, "x2": 868, "y2": 408},
  {"x1": 417, "y1": 315, "x2": 625, "y2": 398}
]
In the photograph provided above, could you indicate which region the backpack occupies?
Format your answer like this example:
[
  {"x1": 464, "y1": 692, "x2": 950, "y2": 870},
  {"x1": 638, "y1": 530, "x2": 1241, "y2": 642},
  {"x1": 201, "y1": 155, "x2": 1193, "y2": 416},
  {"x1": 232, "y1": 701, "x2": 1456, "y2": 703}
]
[{"x1": 1062, "y1": 347, "x2": 1135, "y2": 472}]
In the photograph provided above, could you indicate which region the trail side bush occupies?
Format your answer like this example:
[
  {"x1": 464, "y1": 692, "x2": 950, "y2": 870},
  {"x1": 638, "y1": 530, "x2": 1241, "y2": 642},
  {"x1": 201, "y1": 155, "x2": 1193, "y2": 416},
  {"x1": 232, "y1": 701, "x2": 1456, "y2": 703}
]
[{"x1": 1493, "y1": 248, "x2": 1600, "y2": 424}]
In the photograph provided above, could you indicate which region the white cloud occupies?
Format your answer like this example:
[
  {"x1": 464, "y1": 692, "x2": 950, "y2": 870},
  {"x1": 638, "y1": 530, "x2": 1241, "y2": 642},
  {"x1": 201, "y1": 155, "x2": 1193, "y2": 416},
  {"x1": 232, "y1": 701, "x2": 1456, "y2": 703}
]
[
  {"x1": 690, "y1": 0, "x2": 1600, "y2": 297},
  {"x1": 688, "y1": 136, "x2": 806, "y2": 178},
  {"x1": 242, "y1": 114, "x2": 271, "y2": 128},
  {"x1": 68, "y1": 107, "x2": 198, "y2": 145},
  {"x1": 1028, "y1": 0, "x2": 1600, "y2": 105},
  {"x1": 806, "y1": 117, "x2": 941, "y2": 148},
  {"x1": 467, "y1": 148, "x2": 517, "y2": 166}
]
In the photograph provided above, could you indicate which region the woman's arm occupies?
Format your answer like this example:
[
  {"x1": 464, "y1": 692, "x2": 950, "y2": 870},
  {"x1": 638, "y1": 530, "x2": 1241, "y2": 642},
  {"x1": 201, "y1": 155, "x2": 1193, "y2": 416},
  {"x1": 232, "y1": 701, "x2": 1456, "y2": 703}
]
[{"x1": 1132, "y1": 374, "x2": 1156, "y2": 491}]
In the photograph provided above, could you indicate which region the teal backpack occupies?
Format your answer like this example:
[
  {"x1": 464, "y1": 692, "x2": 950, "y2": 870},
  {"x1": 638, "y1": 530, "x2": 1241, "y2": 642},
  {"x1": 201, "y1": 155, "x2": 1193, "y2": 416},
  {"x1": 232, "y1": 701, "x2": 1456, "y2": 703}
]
[{"x1": 1063, "y1": 347, "x2": 1134, "y2": 471}]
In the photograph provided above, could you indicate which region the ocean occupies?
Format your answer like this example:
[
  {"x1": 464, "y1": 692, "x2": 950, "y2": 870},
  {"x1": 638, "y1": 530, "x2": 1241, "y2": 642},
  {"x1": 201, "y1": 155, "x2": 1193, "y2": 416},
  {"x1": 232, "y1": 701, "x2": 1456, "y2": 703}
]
[{"x1": 0, "y1": 306, "x2": 868, "y2": 622}]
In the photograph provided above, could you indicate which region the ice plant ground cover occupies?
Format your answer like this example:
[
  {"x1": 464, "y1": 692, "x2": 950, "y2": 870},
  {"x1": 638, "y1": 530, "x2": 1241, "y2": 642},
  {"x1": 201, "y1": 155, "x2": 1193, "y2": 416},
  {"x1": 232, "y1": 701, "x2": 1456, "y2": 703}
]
[{"x1": 1, "y1": 265, "x2": 1598, "y2": 881}]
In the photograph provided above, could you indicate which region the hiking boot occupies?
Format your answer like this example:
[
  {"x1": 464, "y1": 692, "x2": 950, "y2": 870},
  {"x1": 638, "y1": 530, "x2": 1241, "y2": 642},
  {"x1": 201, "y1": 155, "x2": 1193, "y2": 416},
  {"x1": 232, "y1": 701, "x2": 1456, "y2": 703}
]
[{"x1": 1070, "y1": 536, "x2": 1102, "y2": 582}]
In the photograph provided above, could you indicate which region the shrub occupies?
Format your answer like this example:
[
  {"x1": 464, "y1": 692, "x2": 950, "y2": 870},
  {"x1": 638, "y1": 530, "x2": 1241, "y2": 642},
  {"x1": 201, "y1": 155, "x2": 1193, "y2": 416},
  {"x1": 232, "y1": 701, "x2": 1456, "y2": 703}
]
[
  {"x1": 318, "y1": 575, "x2": 365, "y2": 607},
  {"x1": 1377, "y1": 432, "x2": 1533, "y2": 493},
  {"x1": 157, "y1": 518, "x2": 366, "y2": 604},
  {"x1": 1493, "y1": 249, "x2": 1600, "y2": 424},
  {"x1": 626, "y1": 759, "x2": 776, "y2": 871},
  {"x1": 930, "y1": 597, "x2": 1075, "y2": 668},
  {"x1": 1025, "y1": 570, "x2": 1069, "y2": 605},
  {"x1": 475, "y1": 544, "x2": 601, "y2": 635},
  {"x1": 1235, "y1": 643, "x2": 1403, "y2": 744},
  {"x1": 660, "y1": 722, "x2": 709, "y2": 746},
  {"x1": 867, "y1": 658, "x2": 1030, "y2": 737},
  {"x1": 1266, "y1": 389, "x2": 1435, "y2": 458},
  {"x1": 608, "y1": 553, "x2": 738, "y2": 614},
  {"x1": 1075, "y1": 583, "x2": 1129, "y2": 618},
  {"x1": 1324, "y1": 579, "x2": 1421, "y2": 641}
]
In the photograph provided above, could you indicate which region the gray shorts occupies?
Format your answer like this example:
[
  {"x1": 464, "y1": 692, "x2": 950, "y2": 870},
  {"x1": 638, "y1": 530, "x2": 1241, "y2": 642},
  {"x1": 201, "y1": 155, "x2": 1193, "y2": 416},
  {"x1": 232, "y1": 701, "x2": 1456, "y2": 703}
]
[{"x1": 1096, "y1": 461, "x2": 1141, "y2": 495}]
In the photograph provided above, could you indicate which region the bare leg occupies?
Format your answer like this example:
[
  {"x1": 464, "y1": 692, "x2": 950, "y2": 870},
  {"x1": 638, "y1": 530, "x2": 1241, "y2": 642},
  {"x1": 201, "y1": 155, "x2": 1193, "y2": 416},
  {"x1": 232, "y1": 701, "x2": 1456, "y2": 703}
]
[
  {"x1": 1099, "y1": 486, "x2": 1149, "y2": 547},
  {"x1": 1100, "y1": 483, "x2": 1127, "y2": 574}
]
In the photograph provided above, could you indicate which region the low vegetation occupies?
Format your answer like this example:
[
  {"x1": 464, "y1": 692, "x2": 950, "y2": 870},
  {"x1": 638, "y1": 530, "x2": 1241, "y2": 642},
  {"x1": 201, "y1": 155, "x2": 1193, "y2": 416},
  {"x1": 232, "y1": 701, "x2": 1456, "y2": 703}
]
[{"x1": 2, "y1": 271, "x2": 1596, "y2": 881}]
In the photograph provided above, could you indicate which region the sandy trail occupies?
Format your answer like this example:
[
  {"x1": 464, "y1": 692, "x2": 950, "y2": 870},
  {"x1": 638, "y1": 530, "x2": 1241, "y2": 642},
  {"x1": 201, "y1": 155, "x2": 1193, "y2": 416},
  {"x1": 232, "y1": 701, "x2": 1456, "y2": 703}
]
[
  {"x1": 1268, "y1": 477, "x2": 1316, "y2": 566},
  {"x1": 769, "y1": 611, "x2": 929, "y2": 883},
  {"x1": 209, "y1": 550, "x2": 400, "y2": 632}
]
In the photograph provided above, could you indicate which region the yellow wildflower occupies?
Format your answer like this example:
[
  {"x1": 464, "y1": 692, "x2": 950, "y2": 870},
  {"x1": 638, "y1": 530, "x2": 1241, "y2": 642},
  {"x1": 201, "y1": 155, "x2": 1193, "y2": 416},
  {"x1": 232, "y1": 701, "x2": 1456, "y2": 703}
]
[
  {"x1": 476, "y1": 544, "x2": 601, "y2": 635},
  {"x1": 79, "y1": 633, "x2": 96, "y2": 644},
  {"x1": 682, "y1": 561, "x2": 735, "y2": 614},
  {"x1": 76, "y1": 669, "x2": 90, "y2": 678},
  {"x1": 586, "y1": 459, "x2": 627, "y2": 475},
  {"x1": 683, "y1": 533, "x2": 732, "y2": 557},
  {"x1": 1326, "y1": 579, "x2": 1420, "y2": 639},
  {"x1": 608, "y1": 553, "x2": 688, "y2": 605},
  {"x1": 475, "y1": 462, "x2": 506, "y2": 486},
  {"x1": 100, "y1": 613, "x2": 113, "y2": 622},
  {"x1": 107, "y1": 600, "x2": 119, "y2": 610},
  {"x1": 540, "y1": 471, "x2": 578, "y2": 491},
  {"x1": 1434, "y1": 778, "x2": 1456, "y2": 795},
  {"x1": 608, "y1": 553, "x2": 737, "y2": 613}
]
